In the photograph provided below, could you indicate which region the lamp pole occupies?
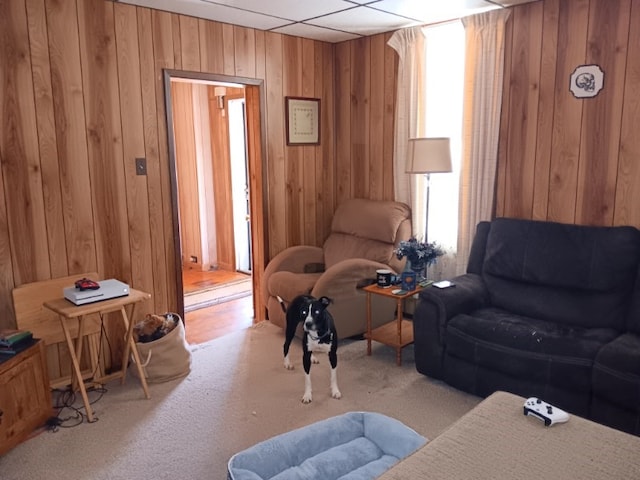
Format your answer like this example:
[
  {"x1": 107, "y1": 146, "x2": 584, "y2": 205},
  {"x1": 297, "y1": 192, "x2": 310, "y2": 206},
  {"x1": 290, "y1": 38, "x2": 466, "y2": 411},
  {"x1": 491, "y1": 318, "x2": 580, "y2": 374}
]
[{"x1": 424, "y1": 172, "x2": 431, "y2": 244}]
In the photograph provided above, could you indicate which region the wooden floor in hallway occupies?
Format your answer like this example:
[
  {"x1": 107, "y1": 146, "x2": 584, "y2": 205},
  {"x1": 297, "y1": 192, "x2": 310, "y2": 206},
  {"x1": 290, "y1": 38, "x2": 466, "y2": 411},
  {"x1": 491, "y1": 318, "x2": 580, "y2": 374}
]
[{"x1": 182, "y1": 269, "x2": 254, "y2": 345}]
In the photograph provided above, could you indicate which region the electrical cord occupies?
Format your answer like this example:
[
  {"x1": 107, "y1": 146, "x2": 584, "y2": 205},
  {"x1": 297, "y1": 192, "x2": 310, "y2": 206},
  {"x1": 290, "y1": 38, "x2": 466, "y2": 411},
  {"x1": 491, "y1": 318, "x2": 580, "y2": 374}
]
[{"x1": 46, "y1": 384, "x2": 108, "y2": 431}]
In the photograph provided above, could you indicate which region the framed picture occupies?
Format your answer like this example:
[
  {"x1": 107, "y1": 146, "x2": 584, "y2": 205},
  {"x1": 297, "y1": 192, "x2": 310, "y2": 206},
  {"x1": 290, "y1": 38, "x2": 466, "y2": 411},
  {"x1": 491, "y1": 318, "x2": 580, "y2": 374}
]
[{"x1": 285, "y1": 97, "x2": 320, "y2": 145}]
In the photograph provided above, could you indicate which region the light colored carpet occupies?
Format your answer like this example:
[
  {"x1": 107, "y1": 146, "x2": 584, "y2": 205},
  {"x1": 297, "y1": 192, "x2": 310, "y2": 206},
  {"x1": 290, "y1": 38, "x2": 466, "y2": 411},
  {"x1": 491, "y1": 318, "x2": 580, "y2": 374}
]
[{"x1": 0, "y1": 321, "x2": 480, "y2": 479}]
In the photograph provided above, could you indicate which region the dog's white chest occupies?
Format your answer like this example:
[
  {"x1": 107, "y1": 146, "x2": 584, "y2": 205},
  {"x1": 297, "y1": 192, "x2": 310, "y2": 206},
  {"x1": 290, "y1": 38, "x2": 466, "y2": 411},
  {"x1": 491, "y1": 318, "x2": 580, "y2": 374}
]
[{"x1": 307, "y1": 336, "x2": 331, "y2": 353}]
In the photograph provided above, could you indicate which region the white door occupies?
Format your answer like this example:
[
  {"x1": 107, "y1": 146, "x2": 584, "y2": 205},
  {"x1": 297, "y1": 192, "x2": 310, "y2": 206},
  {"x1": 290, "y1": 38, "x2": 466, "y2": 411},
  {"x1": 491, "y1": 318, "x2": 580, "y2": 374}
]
[{"x1": 228, "y1": 98, "x2": 251, "y2": 273}]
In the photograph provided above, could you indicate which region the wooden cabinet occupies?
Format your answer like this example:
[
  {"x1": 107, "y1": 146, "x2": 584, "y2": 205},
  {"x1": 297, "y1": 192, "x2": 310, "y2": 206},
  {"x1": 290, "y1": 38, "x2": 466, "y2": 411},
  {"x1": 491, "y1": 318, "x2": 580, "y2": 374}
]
[{"x1": 0, "y1": 340, "x2": 51, "y2": 455}]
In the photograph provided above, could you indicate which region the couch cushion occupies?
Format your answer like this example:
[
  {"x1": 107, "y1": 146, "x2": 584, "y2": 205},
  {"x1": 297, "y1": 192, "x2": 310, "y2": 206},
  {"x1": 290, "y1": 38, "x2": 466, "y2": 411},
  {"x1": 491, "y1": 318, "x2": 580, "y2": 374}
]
[
  {"x1": 482, "y1": 218, "x2": 640, "y2": 329},
  {"x1": 593, "y1": 333, "x2": 640, "y2": 411},
  {"x1": 446, "y1": 308, "x2": 618, "y2": 392},
  {"x1": 227, "y1": 412, "x2": 426, "y2": 480}
]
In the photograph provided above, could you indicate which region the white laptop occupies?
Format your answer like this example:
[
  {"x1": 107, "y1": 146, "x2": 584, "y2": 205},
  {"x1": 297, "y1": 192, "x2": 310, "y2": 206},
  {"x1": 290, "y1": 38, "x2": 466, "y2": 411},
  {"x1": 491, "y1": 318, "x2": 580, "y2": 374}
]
[{"x1": 64, "y1": 279, "x2": 130, "y2": 305}]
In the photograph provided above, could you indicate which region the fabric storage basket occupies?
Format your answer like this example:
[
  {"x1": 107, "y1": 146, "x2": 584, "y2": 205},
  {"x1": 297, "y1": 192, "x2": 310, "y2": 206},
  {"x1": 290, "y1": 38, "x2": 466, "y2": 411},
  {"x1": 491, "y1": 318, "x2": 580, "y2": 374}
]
[{"x1": 131, "y1": 314, "x2": 191, "y2": 383}]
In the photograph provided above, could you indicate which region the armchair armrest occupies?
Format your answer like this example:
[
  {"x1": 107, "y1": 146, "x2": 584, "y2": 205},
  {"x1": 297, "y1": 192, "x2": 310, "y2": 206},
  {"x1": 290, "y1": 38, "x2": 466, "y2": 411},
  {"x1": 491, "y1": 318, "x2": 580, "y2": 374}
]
[
  {"x1": 262, "y1": 246, "x2": 324, "y2": 303},
  {"x1": 418, "y1": 273, "x2": 489, "y2": 324},
  {"x1": 413, "y1": 273, "x2": 489, "y2": 378},
  {"x1": 312, "y1": 258, "x2": 392, "y2": 298},
  {"x1": 311, "y1": 258, "x2": 397, "y2": 339}
]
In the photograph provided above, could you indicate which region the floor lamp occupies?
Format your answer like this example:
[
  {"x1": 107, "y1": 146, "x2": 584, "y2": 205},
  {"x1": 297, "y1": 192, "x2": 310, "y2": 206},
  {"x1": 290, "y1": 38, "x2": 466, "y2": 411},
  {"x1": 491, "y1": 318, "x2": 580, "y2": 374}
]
[{"x1": 405, "y1": 137, "x2": 452, "y2": 243}]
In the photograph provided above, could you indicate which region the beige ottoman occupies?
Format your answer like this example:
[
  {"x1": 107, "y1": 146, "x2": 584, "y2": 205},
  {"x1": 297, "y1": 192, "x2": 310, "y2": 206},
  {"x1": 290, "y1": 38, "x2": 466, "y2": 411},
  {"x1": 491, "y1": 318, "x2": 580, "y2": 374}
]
[{"x1": 380, "y1": 391, "x2": 640, "y2": 480}]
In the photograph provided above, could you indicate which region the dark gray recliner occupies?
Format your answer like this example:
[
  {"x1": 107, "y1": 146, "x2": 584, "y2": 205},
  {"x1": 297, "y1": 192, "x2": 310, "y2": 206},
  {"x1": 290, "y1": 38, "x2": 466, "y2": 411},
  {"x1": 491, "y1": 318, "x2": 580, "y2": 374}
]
[{"x1": 412, "y1": 217, "x2": 640, "y2": 434}]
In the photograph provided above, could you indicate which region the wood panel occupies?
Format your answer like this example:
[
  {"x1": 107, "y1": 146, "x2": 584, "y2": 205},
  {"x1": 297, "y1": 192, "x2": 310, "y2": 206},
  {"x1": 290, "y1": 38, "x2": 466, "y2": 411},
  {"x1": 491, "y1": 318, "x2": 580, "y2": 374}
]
[
  {"x1": 283, "y1": 35, "x2": 303, "y2": 247},
  {"x1": 531, "y1": 0, "x2": 559, "y2": 220},
  {"x1": 334, "y1": 34, "x2": 397, "y2": 207},
  {"x1": 137, "y1": 7, "x2": 169, "y2": 314},
  {"x1": 199, "y1": 19, "x2": 224, "y2": 74},
  {"x1": 26, "y1": 0, "x2": 67, "y2": 278},
  {"x1": 575, "y1": 0, "x2": 630, "y2": 226},
  {"x1": 151, "y1": 9, "x2": 178, "y2": 313},
  {"x1": 207, "y1": 86, "x2": 235, "y2": 271},
  {"x1": 234, "y1": 26, "x2": 256, "y2": 78},
  {"x1": 369, "y1": 34, "x2": 385, "y2": 200},
  {"x1": 383, "y1": 32, "x2": 398, "y2": 201},
  {"x1": 615, "y1": 0, "x2": 640, "y2": 226},
  {"x1": 498, "y1": 0, "x2": 640, "y2": 230},
  {"x1": 114, "y1": 2, "x2": 154, "y2": 318},
  {"x1": 502, "y1": 2, "x2": 543, "y2": 218},
  {"x1": 317, "y1": 42, "x2": 335, "y2": 243},
  {"x1": 172, "y1": 82, "x2": 201, "y2": 268},
  {"x1": 265, "y1": 32, "x2": 286, "y2": 259},
  {"x1": 179, "y1": 15, "x2": 200, "y2": 72},
  {"x1": 0, "y1": 0, "x2": 49, "y2": 286},
  {"x1": 302, "y1": 38, "x2": 317, "y2": 246},
  {"x1": 245, "y1": 85, "x2": 266, "y2": 320},
  {"x1": 351, "y1": 38, "x2": 371, "y2": 199},
  {"x1": 335, "y1": 41, "x2": 352, "y2": 205},
  {"x1": 547, "y1": 0, "x2": 588, "y2": 224},
  {"x1": 78, "y1": 0, "x2": 130, "y2": 281},
  {"x1": 0, "y1": 0, "x2": 392, "y2": 357},
  {"x1": 192, "y1": 84, "x2": 216, "y2": 271}
]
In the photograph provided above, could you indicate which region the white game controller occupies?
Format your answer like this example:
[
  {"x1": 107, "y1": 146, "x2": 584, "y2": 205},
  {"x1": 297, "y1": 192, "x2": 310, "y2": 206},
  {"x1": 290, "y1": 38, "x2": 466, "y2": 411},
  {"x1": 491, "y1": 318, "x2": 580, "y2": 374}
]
[{"x1": 523, "y1": 397, "x2": 570, "y2": 426}]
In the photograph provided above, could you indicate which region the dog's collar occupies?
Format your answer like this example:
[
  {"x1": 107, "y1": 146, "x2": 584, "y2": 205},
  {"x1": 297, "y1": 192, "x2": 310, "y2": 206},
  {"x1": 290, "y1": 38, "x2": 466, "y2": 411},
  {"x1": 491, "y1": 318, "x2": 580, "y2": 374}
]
[{"x1": 307, "y1": 330, "x2": 332, "y2": 342}]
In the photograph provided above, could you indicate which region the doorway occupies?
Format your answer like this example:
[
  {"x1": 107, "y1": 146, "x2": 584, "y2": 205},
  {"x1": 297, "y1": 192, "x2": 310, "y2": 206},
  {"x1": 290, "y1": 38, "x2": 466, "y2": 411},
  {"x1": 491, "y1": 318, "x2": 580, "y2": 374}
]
[{"x1": 163, "y1": 70, "x2": 268, "y2": 329}]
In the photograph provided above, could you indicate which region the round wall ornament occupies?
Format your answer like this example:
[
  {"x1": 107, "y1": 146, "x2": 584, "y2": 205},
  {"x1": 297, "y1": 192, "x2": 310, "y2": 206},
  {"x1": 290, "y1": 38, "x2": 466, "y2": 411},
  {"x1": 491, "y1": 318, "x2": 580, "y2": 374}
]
[{"x1": 570, "y1": 64, "x2": 604, "y2": 98}]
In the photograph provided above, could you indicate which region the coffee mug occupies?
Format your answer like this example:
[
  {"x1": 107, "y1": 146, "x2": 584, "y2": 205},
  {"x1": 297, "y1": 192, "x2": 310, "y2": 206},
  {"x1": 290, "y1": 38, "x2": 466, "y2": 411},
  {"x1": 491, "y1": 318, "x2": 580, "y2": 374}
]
[{"x1": 376, "y1": 269, "x2": 392, "y2": 288}]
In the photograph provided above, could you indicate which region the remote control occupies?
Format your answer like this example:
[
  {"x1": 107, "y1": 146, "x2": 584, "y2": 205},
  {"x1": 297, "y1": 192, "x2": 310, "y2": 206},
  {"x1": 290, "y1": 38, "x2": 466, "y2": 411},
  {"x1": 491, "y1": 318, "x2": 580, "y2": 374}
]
[{"x1": 523, "y1": 397, "x2": 569, "y2": 426}]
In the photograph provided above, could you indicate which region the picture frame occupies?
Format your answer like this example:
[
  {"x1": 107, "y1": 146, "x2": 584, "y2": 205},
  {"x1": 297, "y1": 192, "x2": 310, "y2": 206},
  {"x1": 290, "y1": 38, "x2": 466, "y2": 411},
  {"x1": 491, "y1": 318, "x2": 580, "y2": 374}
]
[{"x1": 285, "y1": 97, "x2": 320, "y2": 145}]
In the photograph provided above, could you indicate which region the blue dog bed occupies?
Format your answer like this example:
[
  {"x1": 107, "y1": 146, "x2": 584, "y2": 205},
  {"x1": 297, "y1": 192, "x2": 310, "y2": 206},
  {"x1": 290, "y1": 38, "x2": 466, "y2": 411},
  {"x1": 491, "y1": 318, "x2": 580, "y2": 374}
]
[{"x1": 227, "y1": 411, "x2": 427, "y2": 479}]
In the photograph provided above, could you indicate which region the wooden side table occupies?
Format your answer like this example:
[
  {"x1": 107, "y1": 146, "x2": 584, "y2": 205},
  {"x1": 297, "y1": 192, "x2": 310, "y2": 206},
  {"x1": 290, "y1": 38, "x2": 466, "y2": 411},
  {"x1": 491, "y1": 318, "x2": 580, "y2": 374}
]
[
  {"x1": 364, "y1": 283, "x2": 423, "y2": 366},
  {"x1": 43, "y1": 289, "x2": 152, "y2": 423}
]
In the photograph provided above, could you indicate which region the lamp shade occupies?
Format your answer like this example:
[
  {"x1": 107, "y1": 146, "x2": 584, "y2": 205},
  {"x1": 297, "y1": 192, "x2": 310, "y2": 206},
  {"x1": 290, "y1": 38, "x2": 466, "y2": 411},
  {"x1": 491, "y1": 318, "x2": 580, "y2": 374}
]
[{"x1": 405, "y1": 137, "x2": 452, "y2": 174}]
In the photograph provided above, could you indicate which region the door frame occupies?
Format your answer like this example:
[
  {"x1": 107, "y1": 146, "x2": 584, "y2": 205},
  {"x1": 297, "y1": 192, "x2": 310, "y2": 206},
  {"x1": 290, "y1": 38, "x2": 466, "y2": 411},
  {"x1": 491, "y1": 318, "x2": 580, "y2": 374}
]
[{"x1": 163, "y1": 69, "x2": 269, "y2": 321}]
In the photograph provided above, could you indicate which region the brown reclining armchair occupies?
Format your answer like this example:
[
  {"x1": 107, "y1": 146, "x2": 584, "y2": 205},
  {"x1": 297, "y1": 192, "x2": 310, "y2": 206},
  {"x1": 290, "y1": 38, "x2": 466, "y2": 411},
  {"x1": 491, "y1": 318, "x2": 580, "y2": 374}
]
[{"x1": 263, "y1": 198, "x2": 412, "y2": 339}]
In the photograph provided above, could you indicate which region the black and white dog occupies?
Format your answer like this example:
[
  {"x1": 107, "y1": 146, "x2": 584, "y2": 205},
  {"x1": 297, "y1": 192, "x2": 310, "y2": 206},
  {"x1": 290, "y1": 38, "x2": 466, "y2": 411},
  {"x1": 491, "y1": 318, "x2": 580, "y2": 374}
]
[{"x1": 279, "y1": 295, "x2": 341, "y2": 404}]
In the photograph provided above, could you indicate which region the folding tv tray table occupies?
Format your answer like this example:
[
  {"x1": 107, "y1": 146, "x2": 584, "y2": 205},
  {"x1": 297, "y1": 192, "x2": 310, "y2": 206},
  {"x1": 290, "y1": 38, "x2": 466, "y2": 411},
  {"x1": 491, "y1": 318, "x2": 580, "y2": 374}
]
[{"x1": 44, "y1": 289, "x2": 152, "y2": 423}]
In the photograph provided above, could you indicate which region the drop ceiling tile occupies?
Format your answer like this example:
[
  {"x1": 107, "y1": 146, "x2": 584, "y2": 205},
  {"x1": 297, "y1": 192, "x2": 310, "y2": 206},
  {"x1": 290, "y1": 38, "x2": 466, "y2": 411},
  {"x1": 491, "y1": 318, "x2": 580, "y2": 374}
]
[
  {"x1": 372, "y1": 0, "x2": 498, "y2": 24},
  {"x1": 272, "y1": 23, "x2": 361, "y2": 43},
  {"x1": 119, "y1": 0, "x2": 290, "y2": 30},
  {"x1": 209, "y1": 0, "x2": 355, "y2": 22},
  {"x1": 308, "y1": 6, "x2": 417, "y2": 36}
]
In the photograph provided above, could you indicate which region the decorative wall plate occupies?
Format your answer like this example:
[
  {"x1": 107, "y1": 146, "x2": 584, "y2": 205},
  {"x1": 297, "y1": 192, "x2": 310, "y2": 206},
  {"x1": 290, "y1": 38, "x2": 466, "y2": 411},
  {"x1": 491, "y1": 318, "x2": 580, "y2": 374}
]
[{"x1": 570, "y1": 64, "x2": 604, "y2": 98}]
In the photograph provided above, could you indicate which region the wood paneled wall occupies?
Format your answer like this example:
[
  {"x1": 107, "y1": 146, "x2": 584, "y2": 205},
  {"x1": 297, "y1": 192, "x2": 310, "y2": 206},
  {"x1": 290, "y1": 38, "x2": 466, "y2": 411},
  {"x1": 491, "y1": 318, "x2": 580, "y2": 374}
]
[
  {"x1": 0, "y1": 0, "x2": 348, "y2": 334},
  {"x1": 334, "y1": 35, "x2": 398, "y2": 207},
  {"x1": 7, "y1": 0, "x2": 630, "y2": 348},
  {"x1": 496, "y1": 0, "x2": 640, "y2": 228}
]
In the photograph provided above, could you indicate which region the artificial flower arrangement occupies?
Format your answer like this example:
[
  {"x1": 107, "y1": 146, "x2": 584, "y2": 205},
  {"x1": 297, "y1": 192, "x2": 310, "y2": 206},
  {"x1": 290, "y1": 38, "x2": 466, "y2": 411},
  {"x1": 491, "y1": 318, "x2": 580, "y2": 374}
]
[{"x1": 394, "y1": 237, "x2": 445, "y2": 270}]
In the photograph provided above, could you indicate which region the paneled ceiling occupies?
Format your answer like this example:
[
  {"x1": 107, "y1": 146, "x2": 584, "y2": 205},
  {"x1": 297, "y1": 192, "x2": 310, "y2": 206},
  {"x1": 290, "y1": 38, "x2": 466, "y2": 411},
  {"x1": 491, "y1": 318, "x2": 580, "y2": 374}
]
[{"x1": 115, "y1": 0, "x2": 538, "y2": 43}]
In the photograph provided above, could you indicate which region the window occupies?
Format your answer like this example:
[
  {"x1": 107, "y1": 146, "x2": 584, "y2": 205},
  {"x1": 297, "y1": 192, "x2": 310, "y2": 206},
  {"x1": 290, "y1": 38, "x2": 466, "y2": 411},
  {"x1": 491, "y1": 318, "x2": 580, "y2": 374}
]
[{"x1": 420, "y1": 21, "x2": 465, "y2": 277}]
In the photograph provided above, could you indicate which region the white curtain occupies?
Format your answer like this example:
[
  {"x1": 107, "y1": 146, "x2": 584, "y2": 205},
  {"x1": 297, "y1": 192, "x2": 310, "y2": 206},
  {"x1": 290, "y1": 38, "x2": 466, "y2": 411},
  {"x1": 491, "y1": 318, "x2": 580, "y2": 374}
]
[
  {"x1": 387, "y1": 27, "x2": 426, "y2": 233},
  {"x1": 457, "y1": 9, "x2": 511, "y2": 274}
]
